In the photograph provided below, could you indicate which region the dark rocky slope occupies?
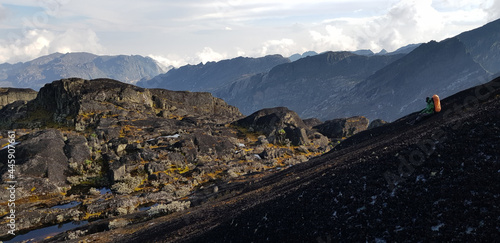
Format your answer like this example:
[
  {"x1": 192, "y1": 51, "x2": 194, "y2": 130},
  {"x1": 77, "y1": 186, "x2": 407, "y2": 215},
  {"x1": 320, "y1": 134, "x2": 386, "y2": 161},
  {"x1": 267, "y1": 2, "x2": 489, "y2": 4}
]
[{"x1": 99, "y1": 76, "x2": 500, "y2": 242}]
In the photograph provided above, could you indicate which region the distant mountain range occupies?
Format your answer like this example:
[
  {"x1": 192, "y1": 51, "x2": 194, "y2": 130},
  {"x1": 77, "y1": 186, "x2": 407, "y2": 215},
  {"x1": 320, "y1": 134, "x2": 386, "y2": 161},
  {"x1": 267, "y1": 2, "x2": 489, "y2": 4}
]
[
  {"x1": 140, "y1": 18, "x2": 499, "y2": 121},
  {"x1": 288, "y1": 44, "x2": 421, "y2": 61},
  {"x1": 0, "y1": 52, "x2": 167, "y2": 89},
  {"x1": 216, "y1": 51, "x2": 406, "y2": 119},
  {"x1": 137, "y1": 55, "x2": 290, "y2": 92},
  {"x1": 289, "y1": 51, "x2": 318, "y2": 62}
]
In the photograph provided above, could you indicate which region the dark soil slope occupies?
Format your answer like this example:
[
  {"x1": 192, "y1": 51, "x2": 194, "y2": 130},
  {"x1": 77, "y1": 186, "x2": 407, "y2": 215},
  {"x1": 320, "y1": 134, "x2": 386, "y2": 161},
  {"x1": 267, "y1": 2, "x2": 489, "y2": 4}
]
[{"x1": 109, "y1": 77, "x2": 500, "y2": 242}]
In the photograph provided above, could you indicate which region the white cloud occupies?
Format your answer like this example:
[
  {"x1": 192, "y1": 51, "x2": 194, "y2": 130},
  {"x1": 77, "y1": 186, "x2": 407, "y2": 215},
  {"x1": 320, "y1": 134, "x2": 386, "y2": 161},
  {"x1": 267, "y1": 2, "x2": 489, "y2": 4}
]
[
  {"x1": 194, "y1": 47, "x2": 227, "y2": 64},
  {"x1": 0, "y1": 28, "x2": 104, "y2": 63},
  {"x1": 148, "y1": 54, "x2": 187, "y2": 68},
  {"x1": 259, "y1": 38, "x2": 296, "y2": 56},
  {"x1": 310, "y1": 25, "x2": 358, "y2": 52},
  {"x1": 308, "y1": 0, "x2": 494, "y2": 53},
  {"x1": 486, "y1": 0, "x2": 500, "y2": 21},
  {"x1": 50, "y1": 29, "x2": 104, "y2": 54}
]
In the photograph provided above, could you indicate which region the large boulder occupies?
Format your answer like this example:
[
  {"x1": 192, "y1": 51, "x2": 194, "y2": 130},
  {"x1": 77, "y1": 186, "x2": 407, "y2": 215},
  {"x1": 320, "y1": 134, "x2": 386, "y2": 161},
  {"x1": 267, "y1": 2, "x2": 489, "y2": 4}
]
[
  {"x1": 233, "y1": 107, "x2": 310, "y2": 145},
  {"x1": 149, "y1": 89, "x2": 243, "y2": 124},
  {"x1": 0, "y1": 130, "x2": 70, "y2": 199},
  {"x1": 64, "y1": 134, "x2": 92, "y2": 165},
  {"x1": 314, "y1": 116, "x2": 369, "y2": 139},
  {"x1": 0, "y1": 88, "x2": 37, "y2": 109},
  {"x1": 234, "y1": 107, "x2": 306, "y2": 133},
  {"x1": 302, "y1": 118, "x2": 323, "y2": 128},
  {"x1": 368, "y1": 119, "x2": 387, "y2": 129}
]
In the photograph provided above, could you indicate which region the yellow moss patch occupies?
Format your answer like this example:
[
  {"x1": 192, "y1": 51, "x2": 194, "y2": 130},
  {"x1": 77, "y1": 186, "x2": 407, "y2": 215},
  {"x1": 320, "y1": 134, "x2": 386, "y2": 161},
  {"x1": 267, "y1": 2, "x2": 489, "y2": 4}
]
[
  {"x1": 205, "y1": 170, "x2": 224, "y2": 179},
  {"x1": 178, "y1": 165, "x2": 190, "y2": 174},
  {"x1": 28, "y1": 195, "x2": 39, "y2": 203},
  {"x1": 168, "y1": 114, "x2": 184, "y2": 120},
  {"x1": 83, "y1": 212, "x2": 102, "y2": 220}
]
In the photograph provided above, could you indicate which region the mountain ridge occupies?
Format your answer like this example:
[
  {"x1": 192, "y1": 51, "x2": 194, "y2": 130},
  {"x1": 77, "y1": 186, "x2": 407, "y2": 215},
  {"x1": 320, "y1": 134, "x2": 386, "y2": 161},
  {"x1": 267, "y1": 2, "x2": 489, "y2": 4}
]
[
  {"x1": 316, "y1": 36, "x2": 491, "y2": 121},
  {"x1": 137, "y1": 54, "x2": 290, "y2": 92},
  {"x1": 0, "y1": 52, "x2": 166, "y2": 89},
  {"x1": 217, "y1": 51, "x2": 406, "y2": 117}
]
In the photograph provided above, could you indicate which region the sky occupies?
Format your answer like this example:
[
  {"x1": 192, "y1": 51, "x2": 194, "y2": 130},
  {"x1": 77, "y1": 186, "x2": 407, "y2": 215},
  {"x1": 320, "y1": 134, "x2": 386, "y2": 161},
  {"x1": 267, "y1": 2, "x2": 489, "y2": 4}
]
[{"x1": 0, "y1": 0, "x2": 499, "y2": 67}]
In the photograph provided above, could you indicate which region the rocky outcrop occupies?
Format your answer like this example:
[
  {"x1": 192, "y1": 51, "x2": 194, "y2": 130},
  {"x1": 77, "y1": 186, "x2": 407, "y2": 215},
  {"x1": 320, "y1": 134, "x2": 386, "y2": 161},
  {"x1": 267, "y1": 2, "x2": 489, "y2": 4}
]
[
  {"x1": 233, "y1": 107, "x2": 311, "y2": 145},
  {"x1": 1, "y1": 78, "x2": 243, "y2": 130},
  {"x1": 302, "y1": 118, "x2": 322, "y2": 128},
  {"x1": 368, "y1": 119, "x2": 387, "y2": 129},
  {"x1": 149, "y1": 89, "x2": 242, "y2": 123},
  {"x1": 0, "y1": 87, "x2": 37, "y2": 109},
  {"x1": 234, "y1": 107, "x2": 305, "y2": 129},
  {"x1": 314, "y1": 116, "x2": 369, "y2": 139}
]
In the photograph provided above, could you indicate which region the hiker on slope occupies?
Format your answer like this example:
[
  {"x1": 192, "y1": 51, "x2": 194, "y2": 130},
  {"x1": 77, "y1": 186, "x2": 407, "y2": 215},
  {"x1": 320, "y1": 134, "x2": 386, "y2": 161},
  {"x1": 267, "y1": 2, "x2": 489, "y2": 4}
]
[{"x1": 410, "y1": 94, "x2": 441, "y2": 125}]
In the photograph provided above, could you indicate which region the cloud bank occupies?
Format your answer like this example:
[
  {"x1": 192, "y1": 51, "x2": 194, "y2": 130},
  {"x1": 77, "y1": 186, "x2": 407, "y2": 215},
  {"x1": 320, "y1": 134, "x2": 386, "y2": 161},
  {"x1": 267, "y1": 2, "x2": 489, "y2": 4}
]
[
  {"x1": 0, "y1": 28, "x2": 104, "y2": 63},
  {"x1": 304, "y1": 0, "x2": 497, "y2": 53},
  {"x1": 0, "y1": 0, "x2": 498, "y2": 65}
]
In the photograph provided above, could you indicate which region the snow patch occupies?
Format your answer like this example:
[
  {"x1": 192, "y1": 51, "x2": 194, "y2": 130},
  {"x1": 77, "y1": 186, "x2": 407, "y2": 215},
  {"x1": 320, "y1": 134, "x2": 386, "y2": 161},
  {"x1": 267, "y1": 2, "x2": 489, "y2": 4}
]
[
  {"x1": 431, "y1": 223, "x2": 445, "y2": 231},
  {"x1": 394, "y1": 225, "x2": 404, "y2": 232},
  {"x1": 415, "y1": 174, "x2": 426, "y2": 182},
  {"x1": 357, "y1": 206, "x2": 366, "y2": 213},
  {"x1": 147, "y1": 134, "x2": 180, "y2": 141},
  {"x1": 165, "y1": 134, "x2": 180, "y2": 139}
]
